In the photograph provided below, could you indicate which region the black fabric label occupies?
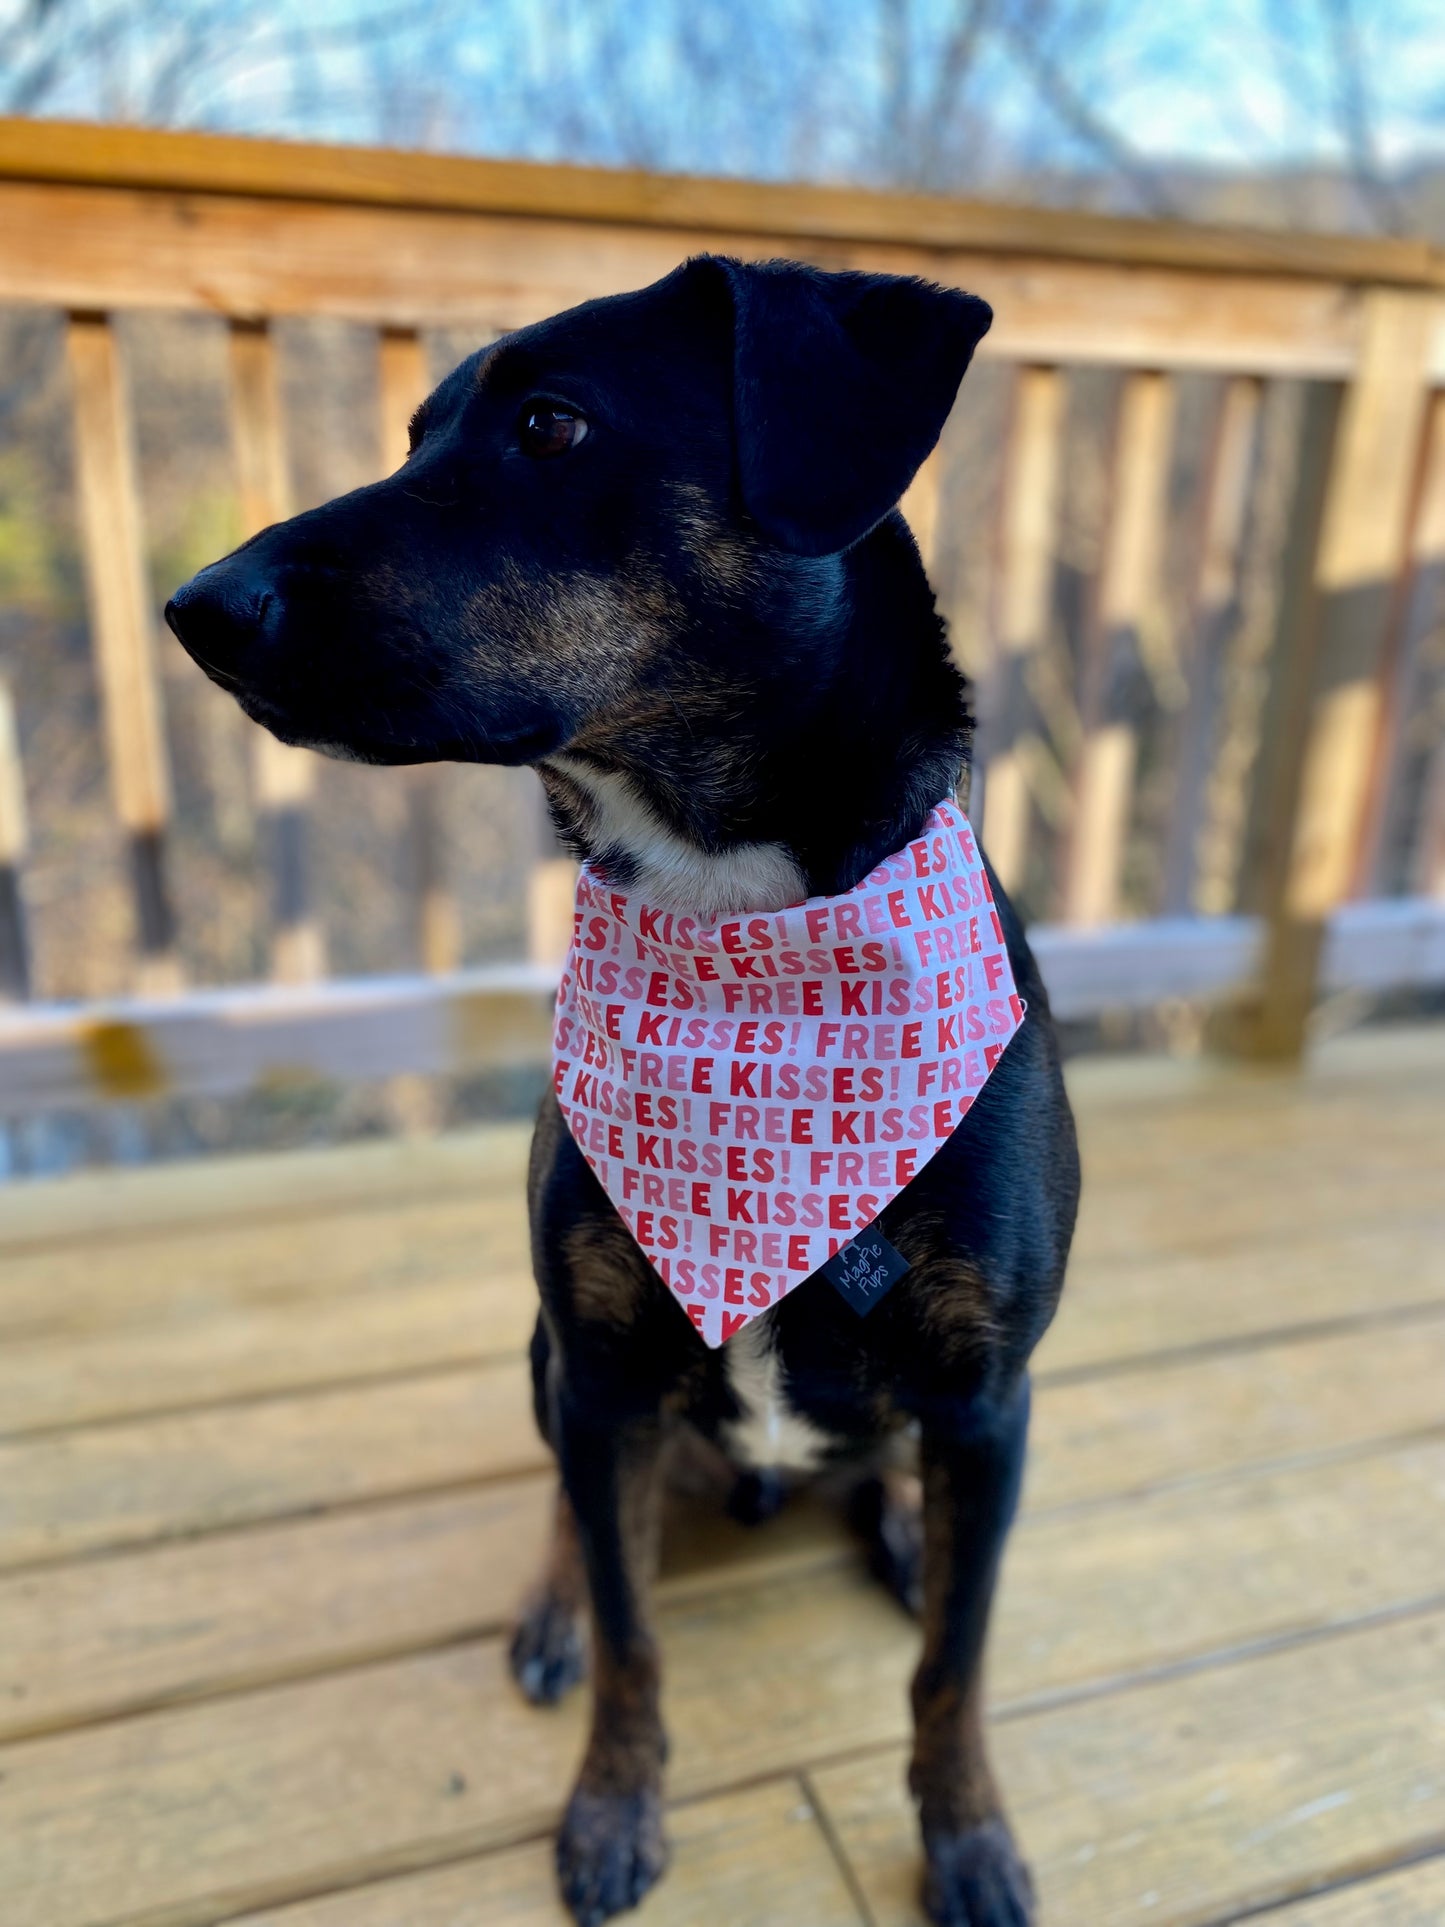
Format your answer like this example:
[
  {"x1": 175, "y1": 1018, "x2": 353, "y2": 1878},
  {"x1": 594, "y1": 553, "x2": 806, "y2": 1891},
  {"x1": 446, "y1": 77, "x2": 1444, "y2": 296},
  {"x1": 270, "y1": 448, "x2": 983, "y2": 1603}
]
[{"x1": 821, "y1": 1226, "x2": 910, "y2": 1317}]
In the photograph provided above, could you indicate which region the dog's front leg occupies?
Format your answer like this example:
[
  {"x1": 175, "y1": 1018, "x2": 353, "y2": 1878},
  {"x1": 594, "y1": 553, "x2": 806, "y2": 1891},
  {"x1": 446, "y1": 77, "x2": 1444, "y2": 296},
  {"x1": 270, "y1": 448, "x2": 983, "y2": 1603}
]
[
  {"x1": 511, "y1": 1482, "x2": 589, "y2": 1705},
  {"x1": 910, "y1": 1376, "x2": 1034, "y2": 1927},
  {"x1": 554, "y1": 1399, "x2": 669, "y2": 1926}
]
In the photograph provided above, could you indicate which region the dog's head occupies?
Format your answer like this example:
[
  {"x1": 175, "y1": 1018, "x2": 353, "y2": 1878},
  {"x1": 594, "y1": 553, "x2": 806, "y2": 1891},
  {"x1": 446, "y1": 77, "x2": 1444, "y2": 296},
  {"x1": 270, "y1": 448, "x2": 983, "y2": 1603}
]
[{"x1": 166, "y1": 256, "x2": 990, "y2": 769}]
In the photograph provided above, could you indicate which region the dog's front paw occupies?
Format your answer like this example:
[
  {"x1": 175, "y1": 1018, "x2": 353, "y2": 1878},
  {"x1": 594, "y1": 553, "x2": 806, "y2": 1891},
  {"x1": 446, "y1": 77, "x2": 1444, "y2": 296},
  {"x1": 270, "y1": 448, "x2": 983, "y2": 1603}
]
[
  {"x1": 509, "y1": 1594, "x2": 586, "y2": 1706},
  {"x1": 923, "y1": 1816, "x2": 1035, "y2": 1927},
  {"x1": 556, "y1": 1785, "x2": 668, "y2": 1925}
]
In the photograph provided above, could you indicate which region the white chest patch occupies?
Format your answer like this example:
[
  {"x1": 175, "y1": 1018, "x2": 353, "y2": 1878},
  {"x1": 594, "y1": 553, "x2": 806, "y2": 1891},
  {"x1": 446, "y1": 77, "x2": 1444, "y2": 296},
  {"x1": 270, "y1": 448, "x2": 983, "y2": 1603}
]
[
  {"x1": 721, "y1": 1318, "x2": 831, "y2": 1472},
  {"x1": 547, "y1": 755, "x2": 806, "y2": 920}
]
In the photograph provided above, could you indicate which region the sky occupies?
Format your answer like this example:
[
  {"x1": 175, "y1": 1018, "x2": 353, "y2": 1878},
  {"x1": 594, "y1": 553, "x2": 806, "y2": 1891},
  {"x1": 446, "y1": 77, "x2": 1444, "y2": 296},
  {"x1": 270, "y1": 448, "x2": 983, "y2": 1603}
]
[
  {"x1": 1045, "y1": 0, "x2": 1445, "y2": 170},
  {"x1": 2, "y1": 0, "x2": 1443, "y2": 216}
]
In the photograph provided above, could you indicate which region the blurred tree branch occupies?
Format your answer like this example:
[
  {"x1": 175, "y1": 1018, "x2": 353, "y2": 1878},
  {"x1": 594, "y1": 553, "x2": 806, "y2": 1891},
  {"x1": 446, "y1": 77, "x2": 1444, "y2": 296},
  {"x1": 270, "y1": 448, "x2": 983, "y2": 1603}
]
[
  {"x1": 0, "y1": 0, "x2": 1423, "y2": 235},
  {"x1": 997, "y1": 0, "x2": 1184, "y2": 216},
  {"x1": 1318, "y1": 0, "x2": 1405, "y2": 232},
  {"x1": 0, "y1": 0, "x2": 448, "y2": 123}
]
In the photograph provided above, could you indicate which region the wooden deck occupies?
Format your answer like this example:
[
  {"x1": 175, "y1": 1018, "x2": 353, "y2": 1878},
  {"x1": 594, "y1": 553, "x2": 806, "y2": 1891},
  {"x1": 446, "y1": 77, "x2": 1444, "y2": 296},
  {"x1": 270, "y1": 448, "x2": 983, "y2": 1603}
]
[{"x1": 3, "y1": 1025, "x2": 1445, "y2": 1927}]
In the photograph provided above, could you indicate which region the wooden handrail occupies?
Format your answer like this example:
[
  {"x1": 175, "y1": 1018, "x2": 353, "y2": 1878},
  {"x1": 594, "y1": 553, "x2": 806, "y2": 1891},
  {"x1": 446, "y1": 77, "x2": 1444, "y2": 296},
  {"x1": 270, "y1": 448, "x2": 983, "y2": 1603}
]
[{"x1": 3, "y1": 116, "x2": 1445, "y2": 290}]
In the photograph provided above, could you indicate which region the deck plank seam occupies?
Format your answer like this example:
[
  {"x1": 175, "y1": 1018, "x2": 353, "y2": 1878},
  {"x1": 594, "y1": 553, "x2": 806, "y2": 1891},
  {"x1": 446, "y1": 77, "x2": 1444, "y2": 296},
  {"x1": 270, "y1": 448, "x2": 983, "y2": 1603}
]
[
  {"x1": 190, "y1": 1765, "x2": 886, "y2": 1927},
  {"x1": 9, "y1": 1575, "x2": 1445, "y2": 1795},
  {"x1": 986, "y1": 1586, "x2": 1445, "y2": 1724},
  {"x1": 0, "y1": 1551, "x2": 859, "y2": 1746},
  {"x1": 0, "y1": 1174, "x2": 526, "y2": 1260},
  {"x1": 0, "y1": 1353, "x2": 529, "y2": 1449},
  {"x1": 37, "y1": 1684, "x2": 1445, "y2": 1927},
  {"x1": 8, "y1": 1409, "x2": 1445, "y2": 1581},
  {"x1": 6, "y1": 1279, "x2": 1445, "y2": 1443},
  {"x1": 1020, "y1": 1417, "x2": 1445, "y2": 1522},
  {"x1": 0, "y1": 1467, "x2": 546, "y2": 1580},
  {"x1": 1193, "y1": 1832, "x2": 1445, "y2": 1925},
  {"x1": 0, "y1": 1348, "x2": 532, "y2": 1446},
  {"x1": 798, "y1": 1768, "x2": 883, "y2": 1927},
  {"x1": 1036, "y1": 1295, "x2": 1445, "y2": 1388},
  {"x1": 9, "y1": 1286, "x2": 1445, "y2": 1453}
]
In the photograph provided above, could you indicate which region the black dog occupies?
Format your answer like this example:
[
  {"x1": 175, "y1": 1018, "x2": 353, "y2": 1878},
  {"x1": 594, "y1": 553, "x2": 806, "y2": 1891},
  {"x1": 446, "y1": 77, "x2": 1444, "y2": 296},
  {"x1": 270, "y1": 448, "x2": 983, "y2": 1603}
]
[{"x1": 168, "y1": 256, "x2": 1080, "y2": 1927}]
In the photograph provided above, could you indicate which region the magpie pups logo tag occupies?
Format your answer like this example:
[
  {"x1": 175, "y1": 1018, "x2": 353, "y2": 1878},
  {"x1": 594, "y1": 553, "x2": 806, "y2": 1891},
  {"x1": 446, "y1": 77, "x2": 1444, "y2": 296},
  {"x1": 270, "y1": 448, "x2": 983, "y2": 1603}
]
[{"x1": 821, "y1": 1226, "x2": 911, "y2": 1316}]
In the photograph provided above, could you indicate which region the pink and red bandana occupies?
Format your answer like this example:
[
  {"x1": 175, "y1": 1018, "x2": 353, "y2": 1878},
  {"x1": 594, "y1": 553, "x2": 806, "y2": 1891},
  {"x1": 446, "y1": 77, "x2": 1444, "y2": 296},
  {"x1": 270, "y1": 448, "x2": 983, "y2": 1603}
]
[{"x1": 552, "y1": 798, "x2": 1024, "y2": 1347}]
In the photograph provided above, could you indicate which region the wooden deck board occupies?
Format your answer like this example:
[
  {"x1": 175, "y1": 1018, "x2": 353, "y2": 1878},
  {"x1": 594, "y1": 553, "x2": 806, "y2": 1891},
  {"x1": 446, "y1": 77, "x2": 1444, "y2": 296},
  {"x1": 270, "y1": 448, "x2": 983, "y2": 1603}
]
[
  {"x1": 0, "y1": 1278, "x2": 535, "y2": 1435},
  {"x1": 9, "y1": 1567, "x2": 1445, "y2": 1927},
  {"x1": 1248, "y1": 1857, "x2": 1445, "y2": 1923},
  {"x1": 6, "y1": 1428, "x2": 1445, "y2": 1748},
  {"x1": 0, "y1": 1024, "x2": 1442, "y2": 1925},
  {"x1": 2, "y1": 1197, "x2": 1442, "y2": 1442},
  {"x1": 1028, "y1": 1311, "x2": 1445, "y2": 1510},
  {"x1": 0, "y1": 1190, "x2": 530, "y2": 1343},
  {"x1": 5, "y1": 1188, "x2": 1444, "y2": 1431},
  {"x1": 0, "y1": 1363, "x2": 544, "y2": 1568},
  {"x1": 0, "y1": 1126, "x2": 529, "y2": 1252},
  {"x1": 1040, "y1": 1210, "x2": 1445, "y2": 1374},
  {"x1": 0, "y1": 1569, "x2": 919, "y2": 1927},
  {"x1": 8, "y1": 1306, "x2": 1444, "y2": 1572},
  {"x1": 813, "y1": 1610, "x2": 1445, "y2": 1925},
  {"x1": 223, "y1": 1781, "x2": 870, "y2": 1927}
]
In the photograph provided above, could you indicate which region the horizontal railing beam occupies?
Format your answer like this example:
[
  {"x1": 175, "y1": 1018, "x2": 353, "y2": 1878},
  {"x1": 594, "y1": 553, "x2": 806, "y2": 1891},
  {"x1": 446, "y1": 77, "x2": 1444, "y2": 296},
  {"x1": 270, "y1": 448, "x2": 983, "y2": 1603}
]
[
  {"x1": 0, "y1": 963, "x2": 559, "y2": 1116},
  {"x1": 0, "y1": 177, "x2": 1426, "y2": 378},
  {"x1": 1, "y1": 905, "x2": 1441, "y2": 1118},
  {"x1": 2, "y1": 118, "x2": 1444, "y2": 289}
]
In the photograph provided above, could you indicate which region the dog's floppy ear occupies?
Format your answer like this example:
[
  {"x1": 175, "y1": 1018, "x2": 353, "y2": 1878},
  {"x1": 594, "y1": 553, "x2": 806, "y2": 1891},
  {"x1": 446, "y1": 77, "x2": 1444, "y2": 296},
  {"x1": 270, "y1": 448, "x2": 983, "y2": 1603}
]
[{"x1": 691, "y1": 255, "x2": 991, "y2": 556}]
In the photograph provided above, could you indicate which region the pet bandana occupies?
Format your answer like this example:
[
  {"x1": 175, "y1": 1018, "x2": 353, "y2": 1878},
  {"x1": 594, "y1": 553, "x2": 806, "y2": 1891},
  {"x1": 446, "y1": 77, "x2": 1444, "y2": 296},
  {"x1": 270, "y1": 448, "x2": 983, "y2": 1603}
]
[{"x1": 552, "y1": 798, "x2": 1024, "y2": 1348}]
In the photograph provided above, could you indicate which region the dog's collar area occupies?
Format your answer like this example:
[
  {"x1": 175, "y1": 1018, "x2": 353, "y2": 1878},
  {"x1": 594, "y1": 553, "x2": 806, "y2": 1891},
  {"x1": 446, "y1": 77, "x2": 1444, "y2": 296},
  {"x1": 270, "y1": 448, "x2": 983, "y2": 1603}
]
[
  {"x1": 543, "y1": 755, "x2": 807, "y2": 919},
  {"x1": 552, "y1": 797, "x2": 1025, "y2": 1347}
]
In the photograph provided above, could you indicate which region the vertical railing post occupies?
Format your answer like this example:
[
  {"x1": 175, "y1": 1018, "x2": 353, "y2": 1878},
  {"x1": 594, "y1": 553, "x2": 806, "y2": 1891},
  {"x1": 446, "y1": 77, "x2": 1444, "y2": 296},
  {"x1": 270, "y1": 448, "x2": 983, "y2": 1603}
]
[
  {"x1": 0, "y1": 678, "x2": 30, "y2": 1000},
  {"x1": 528, "y1": 796, "x2": 579, "y2": 968},
  {"x1": 227, "y1": 318, "x2": 326, "y2": 984},
  {"x1": 377, "y1": 325, "x2": 461, "y2": 974},
  {"x1": 1357, "y1": 387, "x2": 1445, "y2": 897},
  {"x1": 66, "y1": 311, "x2": 182, "y2": 994},
  {"x1": 1222, "y1": 289, "x2": 1437, "y2": 1059},
  {"x1": 1419, "y1": 753, "x2": 1445, "y2": 900},
  {"x1": 1409, "y1": 395, "x2": 1445, "y2": 899},
  {"x1": 982, "y1": 364, "x2": 1064, "y2": 893},
  {"x1": 1160, "y1": 376, "x2": 1262, "y2": 913},
  {"x1": 901, "y1": 444, "x2": 944, "y2": 578},
  {"x1": 1064, "y1": 368, "x2": 1175, "y2": 926},
  {"x1": 376, "y1": 325, "x2": 426, "y2": 477}
]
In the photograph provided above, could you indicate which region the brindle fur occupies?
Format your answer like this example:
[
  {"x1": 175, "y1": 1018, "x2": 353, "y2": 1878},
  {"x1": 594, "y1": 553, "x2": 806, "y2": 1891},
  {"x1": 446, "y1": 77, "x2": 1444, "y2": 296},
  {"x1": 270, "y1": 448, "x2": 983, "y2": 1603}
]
[{"x1": 167, "y1": 254, "x2": 1081, "y2": 1927}]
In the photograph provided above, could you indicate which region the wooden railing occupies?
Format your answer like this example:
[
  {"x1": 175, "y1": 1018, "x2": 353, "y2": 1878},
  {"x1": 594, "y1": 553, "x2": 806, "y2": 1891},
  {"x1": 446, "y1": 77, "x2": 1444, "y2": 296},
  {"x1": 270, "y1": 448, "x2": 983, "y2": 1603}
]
[{"x1": 0, "y1": 117, "x2": 1443, "y2": 1114}]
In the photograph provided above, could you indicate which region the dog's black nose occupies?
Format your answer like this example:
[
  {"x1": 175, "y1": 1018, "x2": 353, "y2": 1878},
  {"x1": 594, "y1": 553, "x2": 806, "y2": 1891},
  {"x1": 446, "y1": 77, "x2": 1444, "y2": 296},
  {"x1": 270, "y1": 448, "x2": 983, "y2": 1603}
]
[{"x1": 165, "y1": 571, "x2": 269, "y2": 684}]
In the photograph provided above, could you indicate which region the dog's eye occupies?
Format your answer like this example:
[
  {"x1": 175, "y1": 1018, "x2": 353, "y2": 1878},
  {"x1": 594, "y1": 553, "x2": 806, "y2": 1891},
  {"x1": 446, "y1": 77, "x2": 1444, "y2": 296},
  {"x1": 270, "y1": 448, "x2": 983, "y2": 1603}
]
[{"x1": 518, "y1": 402, "x2": 589, "y2": 459}]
